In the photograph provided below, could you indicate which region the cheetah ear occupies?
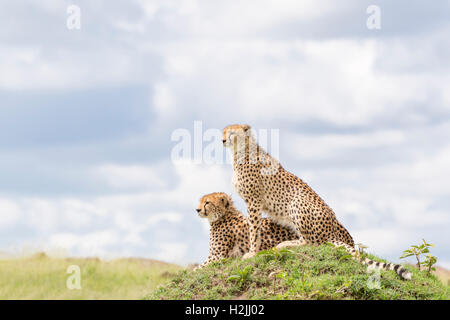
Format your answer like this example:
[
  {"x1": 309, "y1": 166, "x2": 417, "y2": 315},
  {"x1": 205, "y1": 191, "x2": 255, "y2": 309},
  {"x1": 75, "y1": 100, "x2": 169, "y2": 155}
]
[
  {"x1": 221, "y1": 196, "x2": 229, "y2": 208},
  {"x1": 242, "y1": 124, "x2": 251, "y2": 132}
]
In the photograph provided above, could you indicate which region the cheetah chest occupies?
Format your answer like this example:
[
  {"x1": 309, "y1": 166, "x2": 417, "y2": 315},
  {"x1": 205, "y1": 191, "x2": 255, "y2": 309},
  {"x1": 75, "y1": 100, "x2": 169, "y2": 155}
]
[{"x1": 232, "y1": 170, "x2": 242, "y2": 196}]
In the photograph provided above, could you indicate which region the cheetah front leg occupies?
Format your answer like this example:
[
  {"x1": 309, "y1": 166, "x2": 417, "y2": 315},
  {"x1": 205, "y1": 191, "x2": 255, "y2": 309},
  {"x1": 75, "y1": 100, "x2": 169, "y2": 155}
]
[
  {"x1": 276, "y1": 209, "x2": 308, "y2": 249},
  {"x1": 194, "y1": 255, "x2": 219, "y2": 271},
  {"x1": 195, "y1": 247, "x2": 229, "y2": 270},
  {"x1": 243, "y1": 201, "x2": 262, "y2": 260},
  {"x1": 195, "y1": 229, "x2": 232, "y2": 270}
]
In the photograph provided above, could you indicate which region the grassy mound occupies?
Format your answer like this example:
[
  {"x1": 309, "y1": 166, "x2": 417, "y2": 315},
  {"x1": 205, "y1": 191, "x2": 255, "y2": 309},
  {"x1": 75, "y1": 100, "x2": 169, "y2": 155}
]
[{"x1": 147, "y1": 245, "x2": 449, "y2": 300}]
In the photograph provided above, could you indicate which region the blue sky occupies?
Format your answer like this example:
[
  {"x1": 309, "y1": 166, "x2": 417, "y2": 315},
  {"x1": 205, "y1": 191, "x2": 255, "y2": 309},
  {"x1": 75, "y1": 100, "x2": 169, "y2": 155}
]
[{"x1": 0, "y1": 0, "x2": 449, "y2": 267}]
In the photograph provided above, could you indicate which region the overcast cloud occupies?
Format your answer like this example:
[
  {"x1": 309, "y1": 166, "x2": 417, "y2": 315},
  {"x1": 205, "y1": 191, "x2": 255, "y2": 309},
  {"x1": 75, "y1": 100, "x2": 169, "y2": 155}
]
[{"x1": 0, "y1": 0, "x2": 449, "y2": 267}]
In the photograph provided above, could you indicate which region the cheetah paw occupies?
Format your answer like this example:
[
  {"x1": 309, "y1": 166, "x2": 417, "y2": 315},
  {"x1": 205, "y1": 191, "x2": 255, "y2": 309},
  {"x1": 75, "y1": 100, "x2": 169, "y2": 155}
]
[
  {"x1": 276, "y1": 240, "x2": 306, "y2": 249},
  {"x1": 242, "y1": 252, "x2": 256, "y2": 260}
]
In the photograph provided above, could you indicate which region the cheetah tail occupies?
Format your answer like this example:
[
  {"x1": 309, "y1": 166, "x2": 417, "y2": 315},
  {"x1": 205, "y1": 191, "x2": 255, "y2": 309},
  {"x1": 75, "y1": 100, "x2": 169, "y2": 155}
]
[
  {"x1": 332, "y1": 241, "x2": 412, "y2": 280},
  {"x1": 362, "y1": 257, "x2": 412, "y2": 280}
]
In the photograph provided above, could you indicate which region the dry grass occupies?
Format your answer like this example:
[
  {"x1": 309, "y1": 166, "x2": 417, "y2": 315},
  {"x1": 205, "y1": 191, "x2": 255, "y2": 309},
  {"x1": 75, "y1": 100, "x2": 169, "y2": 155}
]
[{"x1": 0, "y1": 252, "x2": 181, "y2": 300}]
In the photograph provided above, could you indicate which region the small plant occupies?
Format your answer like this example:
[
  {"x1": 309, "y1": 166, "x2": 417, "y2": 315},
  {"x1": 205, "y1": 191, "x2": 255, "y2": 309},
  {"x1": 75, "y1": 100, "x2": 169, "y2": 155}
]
[
  {"x1": 339, "y1": 253, "x2": 353, "y2": 261},
  {"x1": 227, "y1": 266, "x2": 253, "y2": 286},
  {"x1": 268, "y1": 270, "x2": 287, "y2": 293},
  {"x1": 422, "y1": 254, "x2": 438, "y2": 275},
  {"x1": 335, "y1": 280, "x2": 353, "y2": 295},
  {"x1": 400, "y1": 239, "x2": 436, "y2": 272},
  {"x1": 326, "y1": 242, "x2": 352, "y2": 260},
  {"x1": 356, "y1": 243, "x2": 368, "y2": 258},
  {"x1": 257, "y1": 247, "x2": 295, "y2": 261},
  {"x1": 292, "y1": 273, "x2": 313, "y2": 292}
]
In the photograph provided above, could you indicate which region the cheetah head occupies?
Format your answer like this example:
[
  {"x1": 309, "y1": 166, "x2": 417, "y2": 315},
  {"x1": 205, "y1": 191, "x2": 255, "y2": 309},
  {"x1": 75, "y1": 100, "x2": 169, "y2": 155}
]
[
  {"x1": 196, "y1": 192, "x2": 232, "y2": 223},
  {"x1": 222, "y1": 124, "x2": 252, "y2": 149}
]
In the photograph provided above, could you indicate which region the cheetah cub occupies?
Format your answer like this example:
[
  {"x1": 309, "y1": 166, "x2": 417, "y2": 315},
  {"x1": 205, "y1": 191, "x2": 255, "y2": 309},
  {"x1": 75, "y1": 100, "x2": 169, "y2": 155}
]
[
  {"x1": 195, "y1": 192, "x2": 298, "y2": 270},
  {"x1": 222, "y1": 124, "x2": 411, "y2": 280}
]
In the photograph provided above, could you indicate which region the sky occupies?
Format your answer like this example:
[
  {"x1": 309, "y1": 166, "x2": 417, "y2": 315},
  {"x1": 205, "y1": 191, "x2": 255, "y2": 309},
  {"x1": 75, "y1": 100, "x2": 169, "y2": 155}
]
[{"x1": 0, "y1": 0, "x2": 449, "y2": 268}]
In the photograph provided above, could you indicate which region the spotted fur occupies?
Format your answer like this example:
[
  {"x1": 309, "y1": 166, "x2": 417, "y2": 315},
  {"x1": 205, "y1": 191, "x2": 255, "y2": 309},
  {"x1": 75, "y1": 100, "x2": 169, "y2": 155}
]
[
  {"x1": 195, "y1": 192, "x2": 298, "y2": 270},
  {"x1": 223, "y1": 124, "x2": 411, "y2": 280}
]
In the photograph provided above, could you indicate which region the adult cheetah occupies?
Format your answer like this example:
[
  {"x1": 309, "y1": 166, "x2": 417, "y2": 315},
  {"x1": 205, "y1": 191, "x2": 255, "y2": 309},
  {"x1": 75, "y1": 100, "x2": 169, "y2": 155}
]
[
  {"x1": 222, "y1": 124, "x2": 411, "y2": 279},
  {"x1": 194, "y1": 192, "x2": 298, "y2": 270}
]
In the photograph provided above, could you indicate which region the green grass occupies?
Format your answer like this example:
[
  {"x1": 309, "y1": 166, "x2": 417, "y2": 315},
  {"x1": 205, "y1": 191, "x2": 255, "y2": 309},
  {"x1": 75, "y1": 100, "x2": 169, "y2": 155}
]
[
  {"x1": 0, "y1": 253, "x2": 181, "y2": 300},
  {"x1": 146, "y1": 244, "x2": 450, "y2": 300}
]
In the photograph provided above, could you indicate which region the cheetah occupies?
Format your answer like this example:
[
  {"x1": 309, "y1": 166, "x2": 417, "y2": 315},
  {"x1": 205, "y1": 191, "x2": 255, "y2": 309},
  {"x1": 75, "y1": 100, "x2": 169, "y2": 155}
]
[
  {"x1": 194, "y1": 192, "x2": 298, "y2": 270},
  {"x1": 222, "y1": 124, "x2": 412, "y2": 279}
]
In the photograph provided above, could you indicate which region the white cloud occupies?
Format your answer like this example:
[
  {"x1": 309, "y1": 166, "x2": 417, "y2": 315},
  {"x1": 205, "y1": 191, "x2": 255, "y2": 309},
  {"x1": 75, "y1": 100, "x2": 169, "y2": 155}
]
[
  {"x1": 146, "y1": 212, "x2": 183, "y2": 225},
  {"x1": 24, "y1": 198, "x2": 59, "y2": 232},
  {"x1": 164, "y1": 54, "x2": 196, "y2": 76},
  {"x1": 60, "y1": 199, "x2": 106, "y2": 228},
  {"x1": 301, "y1": 143, "x2": 450, "y2": 226},
  {"x1": 0, "y1": 44, "x2": 146, "y2": 90},
  {"x1": 94, "y1": 164, "x2": 168, "y2": 190},
  {"x1": 199, "y1": 217, "x2": 210, "y2": 235},
  {"x1": 151, "y1": 160, "x2": 234, "y2": 209},
  {"x1": 92, "y1": 161, "x2": 233, "y2": 215},
  {"x1": 0, "y1": 198, "x2": 21, "y2": 228},
  {"x1": 115, "y1": 20, "x2": 146, "y2": 33},
  {"x1": 148, "y1": 36, "x2": 450, "y2": 127},
  {"x1": 19, "y1": 197, "x2": 108, "y2": 232},
  {"x1": 0, "y1": 160, "x2": 226, "y2": 260},
  {"x1": 287, "y1": 129, "x2": 406, "y2": 160},
  {"x1": 112, "y1": 211, "x2": 183, "y2": 243},
  {"x1": 2, "y1": 1, "x2": 448, "y2": 128},
  {"x1": 152, "y1": 82, "x2": 177, "y2": 119},
  {"x1": 122, "y1": 232, "x2": 144, "y2": 246},
  {"x1": 48, "y1": 230, "x2": 120, "y2": 258},
  {"x1": 373, "y1": 145, "x2": 450, "y2": 198},
  {"x1": 113, "y1": 211, "x2": 143, "y2": 232},
  {"x1": 352, "y1": 227, "x2": 411, "y2": 258},
  {"x1": 154, "y1": 241, "x2": 188, "y2": 264},
  {"x1": 142, "y1": 0, "x2": 334, "y2": 37}
]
